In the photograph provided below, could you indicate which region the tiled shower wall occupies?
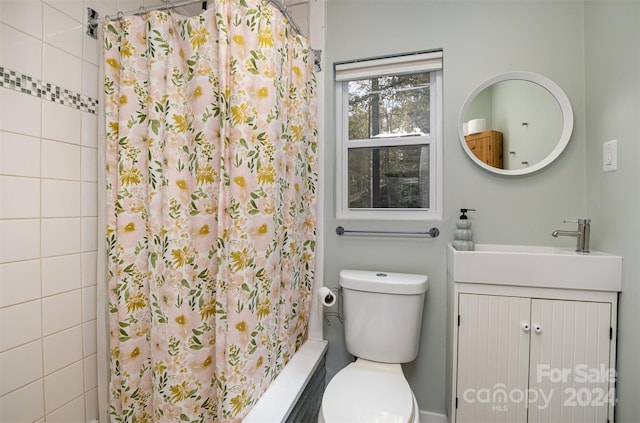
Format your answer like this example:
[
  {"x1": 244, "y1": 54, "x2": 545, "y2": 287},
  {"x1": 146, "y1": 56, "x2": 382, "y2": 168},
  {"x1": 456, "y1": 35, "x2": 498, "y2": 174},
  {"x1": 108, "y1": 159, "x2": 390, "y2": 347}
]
[{"x1": 0, "y1": 0, "x2": 110, "y2": 421}]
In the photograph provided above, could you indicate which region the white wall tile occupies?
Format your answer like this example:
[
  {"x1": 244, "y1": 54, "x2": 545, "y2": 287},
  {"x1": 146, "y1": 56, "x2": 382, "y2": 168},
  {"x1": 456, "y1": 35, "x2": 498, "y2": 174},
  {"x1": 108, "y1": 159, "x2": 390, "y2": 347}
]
[
  {"x1": 116, "y1": 0, "x2": 145, "y2": 12},
  {"x1": 0, "y1": 300, "x2": 42, "y2": 352},
  {"x1": 0, "y1": 0, "x2": 101, "y2": 415},
  {"x1": 0, "y1": 380, "x2": 45, "y2": 423},
  {"x1": 82, "y1": 285, "x2": 96, "y2": 322},
  {"x1": 0, "y1": 0, "x2": 43, "y2": 40},
  {"x1": 45, "y1": 394, "x2": 86, "y2": 423},
  {"x1": 42, "y1": 254, "x2": 81, "y2": 296},
  {"x1": 43, "y1": 325, "x2": 83, "y2": 374},
  {"x1": 286, "y1": 3, "x2": 309, "y2": 38},
  {"x1": 43, "y1": 360, "x2": 84, "y2": 413},
  {"x1": 81, "y1": 146, "x2": 97, "y2": 182},
  {"x1": 0, "y1": 219, "x2": 40, "y2": 263},
  {"x1": 42, "y1": 179, "x2": 81, "y2": 217},
  {"x1": 81, "y1": 112, "x2": 97, "y2": 148},
  {"x1": 85, "y1": 387, "x2": 99, "y2": 422},
  {"x1": 42, "y1": 101, "x2": 82, "y2": 144},
  {"x1": 0, "y1": 88, "x2": 42, "y2": 137},
  {"x1": 42, "y1": 218, "x2": 81, "y2": 257},
  {"x1": 44, "y1": 0, "x2": 84, "y2": 23},
  {"x1": 82, "y1": 182, "x2": 98, "y2": 216},
  {"x1": 82, "y1": 62, "x2": 98, "y2": 99},
  {"x1": 144, "y1": 0, "x2": 174, "y2": 8},
  {"x1": 82, "y1": 34, "x2": 99, "y2": 66},
  {"x1": 0, "y1": 23, "x2": 43, "y2": 79},
  {"x1": 89, "y1": 0, "x2": 118, "y2": 19},
  {"x1": 83, "y1": 353, "x2": 97, "y2": 390},
  {"x1": 0, "y1": 340, "x2": 43, "y2": 396},
  {"x1": 43, "y1": 43, "x2": 82, "y2": 93},
  {"x1": 42, "y1": 290, "x2": 81, "y2": 335},
  {"x1": 81, "y1": 217, "x2": 98, "y2": 251},
  {"x1": 82, "y1": 320, "x2": 96, "y2": 356},
  {"x1": 43, "y1": 4, "x2": 83, "y2": 58},
  {"x1": 0, "y1": 131, "x2": 41, "y2": 177},
  {"x1": 41, "y1": 139, "x2": 80, "y2": 180},
  {"x1": 81, "y1": 251, "x2": 97, "y2": 287},
  {"x1": 0, "y1": 176, "x2": 40, "y2": 219},
  {"x1": 0, "y1": 260, "x2": 41, "y2": 307}
]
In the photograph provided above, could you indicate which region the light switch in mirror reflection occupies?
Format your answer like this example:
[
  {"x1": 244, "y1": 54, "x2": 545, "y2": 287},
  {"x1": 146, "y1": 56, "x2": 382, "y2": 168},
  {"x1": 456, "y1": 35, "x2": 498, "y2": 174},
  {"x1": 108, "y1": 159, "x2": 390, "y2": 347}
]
[{"x1": 459, "y1": 71, "x2": 574, "y2": 176}]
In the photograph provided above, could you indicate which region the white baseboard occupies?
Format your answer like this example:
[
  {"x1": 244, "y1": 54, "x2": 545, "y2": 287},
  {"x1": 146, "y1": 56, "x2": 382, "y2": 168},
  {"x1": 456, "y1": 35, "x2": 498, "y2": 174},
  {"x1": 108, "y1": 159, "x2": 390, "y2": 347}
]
[{"x1": 419, "y1": 410, "x2": 449, "y2": 423}]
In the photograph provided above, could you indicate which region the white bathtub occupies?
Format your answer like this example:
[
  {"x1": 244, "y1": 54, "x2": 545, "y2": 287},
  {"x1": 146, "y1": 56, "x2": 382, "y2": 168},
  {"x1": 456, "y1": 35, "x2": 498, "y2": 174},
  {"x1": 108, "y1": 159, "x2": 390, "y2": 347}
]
[{"x1": 243, "y1": 339, "x2": 328, "y2": 422}]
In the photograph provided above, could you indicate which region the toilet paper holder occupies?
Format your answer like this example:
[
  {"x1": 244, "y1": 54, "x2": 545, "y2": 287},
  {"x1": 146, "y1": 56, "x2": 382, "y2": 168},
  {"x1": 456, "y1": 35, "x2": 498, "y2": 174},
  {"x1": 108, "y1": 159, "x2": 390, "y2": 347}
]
[{"x1": 323, "y1": 287, "x2": 344, "y2": 326}]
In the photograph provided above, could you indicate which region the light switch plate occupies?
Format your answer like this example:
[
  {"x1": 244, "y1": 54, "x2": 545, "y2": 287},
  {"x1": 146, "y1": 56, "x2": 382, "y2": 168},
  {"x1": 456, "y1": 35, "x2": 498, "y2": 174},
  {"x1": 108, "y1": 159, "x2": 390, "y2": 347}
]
[{"x1": 603, "y1": 139, "x2": 617, "y2": 172}]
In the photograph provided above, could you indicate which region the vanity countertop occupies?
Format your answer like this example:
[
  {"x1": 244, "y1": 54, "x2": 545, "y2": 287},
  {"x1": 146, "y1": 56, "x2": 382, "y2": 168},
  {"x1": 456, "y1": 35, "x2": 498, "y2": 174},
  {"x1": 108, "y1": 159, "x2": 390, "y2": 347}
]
[{"x1": 447, "y1": 243, "x2": 622, "y2": 292}]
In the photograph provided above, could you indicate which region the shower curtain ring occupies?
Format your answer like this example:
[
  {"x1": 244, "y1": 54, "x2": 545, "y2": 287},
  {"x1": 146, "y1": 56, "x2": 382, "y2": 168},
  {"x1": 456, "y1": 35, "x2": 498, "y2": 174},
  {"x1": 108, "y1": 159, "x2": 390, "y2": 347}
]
[{"x1": 116, "y1": 10, "x2": 124, "y2": 20}]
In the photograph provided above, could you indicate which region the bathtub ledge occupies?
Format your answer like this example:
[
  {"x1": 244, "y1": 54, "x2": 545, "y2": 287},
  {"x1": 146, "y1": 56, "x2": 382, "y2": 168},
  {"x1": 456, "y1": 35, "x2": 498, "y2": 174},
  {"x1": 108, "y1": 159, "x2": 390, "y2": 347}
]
[{"x1": 243, "y1": 339, "x2": 328, "y2": 423}]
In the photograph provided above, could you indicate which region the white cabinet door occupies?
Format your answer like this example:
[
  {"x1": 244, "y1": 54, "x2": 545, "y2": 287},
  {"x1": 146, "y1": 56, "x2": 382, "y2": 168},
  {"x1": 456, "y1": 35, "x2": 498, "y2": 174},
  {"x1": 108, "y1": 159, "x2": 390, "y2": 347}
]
[
  {"x1": 457, "y1": 295, "x2": 613, "y2": 423},
  {"x1": 528, "y1": 299, "x2": 612, "y2": 423},
  {"x1": 456, "y1": 294, "x2": 531, "y2": 423}
]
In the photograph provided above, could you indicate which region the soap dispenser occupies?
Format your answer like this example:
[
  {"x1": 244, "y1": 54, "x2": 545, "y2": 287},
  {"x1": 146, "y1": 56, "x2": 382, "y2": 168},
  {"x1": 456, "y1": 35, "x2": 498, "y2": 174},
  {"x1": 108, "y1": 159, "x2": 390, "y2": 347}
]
[{"x1": 453, "y1": 208, "x2": 475, "y2": 251}]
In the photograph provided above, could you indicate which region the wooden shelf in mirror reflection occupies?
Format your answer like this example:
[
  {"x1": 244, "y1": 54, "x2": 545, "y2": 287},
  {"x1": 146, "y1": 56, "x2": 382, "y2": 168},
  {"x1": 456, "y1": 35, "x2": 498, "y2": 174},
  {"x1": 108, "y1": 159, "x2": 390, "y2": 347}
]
[{"x1": 465, "y1": 130, "x2": 503, "y2": 168}]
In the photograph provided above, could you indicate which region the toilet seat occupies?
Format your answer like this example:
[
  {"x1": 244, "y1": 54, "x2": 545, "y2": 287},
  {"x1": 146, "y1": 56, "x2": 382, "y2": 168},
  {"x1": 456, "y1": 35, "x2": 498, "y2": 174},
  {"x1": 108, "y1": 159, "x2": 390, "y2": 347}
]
[{"x1": 320, "y1": 359, "x2": 416, "y2": 423}]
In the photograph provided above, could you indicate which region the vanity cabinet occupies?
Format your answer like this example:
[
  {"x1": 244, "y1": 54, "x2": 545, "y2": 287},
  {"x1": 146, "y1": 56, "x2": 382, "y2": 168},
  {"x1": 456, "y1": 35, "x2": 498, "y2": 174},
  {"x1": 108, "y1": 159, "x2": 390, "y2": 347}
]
[
  {"x1": 464, "y1": 130, "x2": 503, "y2": 168},
  {"x1": 447, "y1": 282, "x2": 618, "y2": 423}
]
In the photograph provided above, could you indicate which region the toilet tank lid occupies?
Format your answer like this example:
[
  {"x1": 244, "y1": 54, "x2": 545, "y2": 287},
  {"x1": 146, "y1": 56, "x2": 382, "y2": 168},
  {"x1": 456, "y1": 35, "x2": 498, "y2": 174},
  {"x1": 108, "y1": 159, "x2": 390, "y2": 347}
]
[{"x1": 339, "y1": 270, "x2": 429, "y2": 295}]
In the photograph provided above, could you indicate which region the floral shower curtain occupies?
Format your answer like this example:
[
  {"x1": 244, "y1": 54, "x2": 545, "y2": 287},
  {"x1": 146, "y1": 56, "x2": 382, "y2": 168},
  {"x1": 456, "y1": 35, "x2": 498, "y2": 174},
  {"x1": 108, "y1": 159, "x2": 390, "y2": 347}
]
[{"x1": 102, "y1": 1, "x2": 318, "y2": 420}]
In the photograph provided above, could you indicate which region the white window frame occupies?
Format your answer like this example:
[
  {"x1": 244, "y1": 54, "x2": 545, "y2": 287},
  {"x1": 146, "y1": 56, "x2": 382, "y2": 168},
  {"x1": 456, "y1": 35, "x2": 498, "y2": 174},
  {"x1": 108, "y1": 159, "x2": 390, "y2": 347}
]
[{"x1": 335, "y1": 51, "x2": 443, "y2": 220}]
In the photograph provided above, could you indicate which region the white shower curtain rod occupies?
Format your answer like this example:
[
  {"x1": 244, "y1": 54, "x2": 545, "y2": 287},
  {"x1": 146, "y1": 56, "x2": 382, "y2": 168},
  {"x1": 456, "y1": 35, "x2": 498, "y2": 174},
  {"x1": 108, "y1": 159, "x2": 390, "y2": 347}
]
[
  {"x1": 88, "y1": 0, "x2": 304, "y2": 42},
  {"x1": 86, "y1": 0, "x2": 321, "y2": 70}
]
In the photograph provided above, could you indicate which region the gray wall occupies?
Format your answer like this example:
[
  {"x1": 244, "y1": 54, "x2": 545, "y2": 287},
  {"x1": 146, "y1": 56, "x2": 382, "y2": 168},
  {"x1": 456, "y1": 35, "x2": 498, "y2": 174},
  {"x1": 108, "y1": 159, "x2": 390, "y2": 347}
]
[
  {"x1": 584, "y1": 2, "x2": 640, "y2": 422},
  {"x1": 324, "y1": 0, "x2": 639, "y2": 420}
]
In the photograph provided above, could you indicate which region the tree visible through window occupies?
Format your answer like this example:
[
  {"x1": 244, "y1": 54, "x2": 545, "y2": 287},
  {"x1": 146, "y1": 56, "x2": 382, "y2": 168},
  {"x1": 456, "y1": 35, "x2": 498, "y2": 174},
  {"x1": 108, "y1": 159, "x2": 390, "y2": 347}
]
[
  {"x1": 336, "y1": 51, "x2": 443, "y2": 220},
  {"x1": 347, "y1": 73, "x2": 431, "y2": 209},
  {"x1": 348, "y1": 73, "x2": 431, "y2": 140}
]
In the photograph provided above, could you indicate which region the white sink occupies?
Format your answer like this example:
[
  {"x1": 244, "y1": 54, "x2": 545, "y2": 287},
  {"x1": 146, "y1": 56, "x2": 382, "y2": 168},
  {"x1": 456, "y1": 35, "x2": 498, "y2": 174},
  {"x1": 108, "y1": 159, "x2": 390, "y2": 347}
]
[{"x1": 447, "y1": 243, "x2": 622, "y2": 291}]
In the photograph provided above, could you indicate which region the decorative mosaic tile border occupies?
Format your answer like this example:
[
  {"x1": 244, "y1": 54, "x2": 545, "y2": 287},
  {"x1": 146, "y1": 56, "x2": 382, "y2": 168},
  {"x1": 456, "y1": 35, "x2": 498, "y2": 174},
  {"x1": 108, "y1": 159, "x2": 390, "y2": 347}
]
[{"x1": 0, "y1": 66, "x2": 99, "y2": 114}]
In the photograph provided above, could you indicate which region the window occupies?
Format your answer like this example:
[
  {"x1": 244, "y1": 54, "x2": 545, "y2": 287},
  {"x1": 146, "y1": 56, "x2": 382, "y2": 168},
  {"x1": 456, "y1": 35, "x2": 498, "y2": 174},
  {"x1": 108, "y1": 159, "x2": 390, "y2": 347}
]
[{"x1": 335, "y1": 51, "x2": 443, "y2": 220}]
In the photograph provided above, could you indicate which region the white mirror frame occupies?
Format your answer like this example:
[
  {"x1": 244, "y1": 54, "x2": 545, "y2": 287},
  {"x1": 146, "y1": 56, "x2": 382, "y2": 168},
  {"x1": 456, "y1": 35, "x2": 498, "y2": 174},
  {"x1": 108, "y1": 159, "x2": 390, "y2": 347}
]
[{"x1": 459, "y1": 71, "x2": 574, "y2": 176}]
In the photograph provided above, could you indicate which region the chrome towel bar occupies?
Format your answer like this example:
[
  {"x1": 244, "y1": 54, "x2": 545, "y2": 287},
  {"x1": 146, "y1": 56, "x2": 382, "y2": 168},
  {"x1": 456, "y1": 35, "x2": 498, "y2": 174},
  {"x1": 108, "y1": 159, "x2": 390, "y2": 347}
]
[{"x1": 335, "y1": 226, "x2": 440, "y2": 238}]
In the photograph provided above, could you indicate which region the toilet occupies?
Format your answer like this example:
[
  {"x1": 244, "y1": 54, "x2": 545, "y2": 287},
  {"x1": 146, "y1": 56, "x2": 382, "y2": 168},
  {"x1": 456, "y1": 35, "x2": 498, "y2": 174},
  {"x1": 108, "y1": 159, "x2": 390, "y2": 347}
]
[{"x1": 319, "y1": 269, "x2": 429, "y2": 423}]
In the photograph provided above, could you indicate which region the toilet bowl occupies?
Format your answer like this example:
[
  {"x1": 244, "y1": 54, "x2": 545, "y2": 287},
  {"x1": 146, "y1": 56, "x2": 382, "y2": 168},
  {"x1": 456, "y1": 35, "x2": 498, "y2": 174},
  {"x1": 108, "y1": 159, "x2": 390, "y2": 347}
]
[{"x1": 319, "y1": 359, "x2": 419, "y2": 423}]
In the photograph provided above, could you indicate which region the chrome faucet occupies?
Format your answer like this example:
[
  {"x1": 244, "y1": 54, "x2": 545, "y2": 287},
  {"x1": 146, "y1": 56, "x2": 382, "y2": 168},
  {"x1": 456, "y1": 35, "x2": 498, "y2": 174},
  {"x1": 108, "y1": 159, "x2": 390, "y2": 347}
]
[{"x1": 552, "y1": 219, "x2": 591, "y2": 253}]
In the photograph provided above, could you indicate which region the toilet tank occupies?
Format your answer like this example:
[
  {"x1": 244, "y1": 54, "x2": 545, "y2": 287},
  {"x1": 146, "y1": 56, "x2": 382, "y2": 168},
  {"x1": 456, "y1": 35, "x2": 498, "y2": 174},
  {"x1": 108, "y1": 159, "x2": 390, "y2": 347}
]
[{"x1": 339, "y1": 269, "x2": 429, "y2": 363}]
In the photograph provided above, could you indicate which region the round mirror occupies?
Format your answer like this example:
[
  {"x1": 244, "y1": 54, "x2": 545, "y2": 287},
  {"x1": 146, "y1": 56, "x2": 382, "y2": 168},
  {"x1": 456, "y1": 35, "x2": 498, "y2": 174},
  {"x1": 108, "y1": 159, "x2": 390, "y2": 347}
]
[{"x1": 459, "y1": 71, "x2": 573, "y2": 176}]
